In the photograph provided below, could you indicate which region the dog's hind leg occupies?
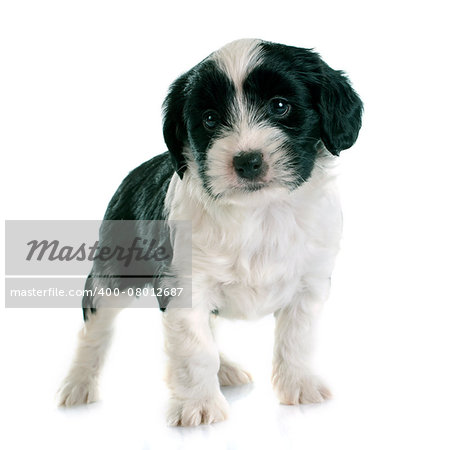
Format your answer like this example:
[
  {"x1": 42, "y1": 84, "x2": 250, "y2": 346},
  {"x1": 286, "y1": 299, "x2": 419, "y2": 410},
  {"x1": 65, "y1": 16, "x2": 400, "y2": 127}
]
[
  {"x1": 58, "y1": 296, "x2": 123, "y2": 407},
  {"x1": 209, "y1": 314, "x2": 253, "y2": 386},
  {"x1": 218, "y1": 353, "x2": 253, "y2": 386}
]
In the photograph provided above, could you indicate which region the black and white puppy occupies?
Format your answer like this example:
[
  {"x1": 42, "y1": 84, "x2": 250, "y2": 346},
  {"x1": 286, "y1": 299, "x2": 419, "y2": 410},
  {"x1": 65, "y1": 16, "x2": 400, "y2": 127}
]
[{"x1": 58, "y1": 39, "x2": 363, "y2": 426}]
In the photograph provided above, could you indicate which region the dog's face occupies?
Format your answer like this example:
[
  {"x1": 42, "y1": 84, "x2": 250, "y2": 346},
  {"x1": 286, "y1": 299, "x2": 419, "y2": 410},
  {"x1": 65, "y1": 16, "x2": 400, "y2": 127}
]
[{"x1": 163, "y1": 39, "x2": 362, "y2": 198}]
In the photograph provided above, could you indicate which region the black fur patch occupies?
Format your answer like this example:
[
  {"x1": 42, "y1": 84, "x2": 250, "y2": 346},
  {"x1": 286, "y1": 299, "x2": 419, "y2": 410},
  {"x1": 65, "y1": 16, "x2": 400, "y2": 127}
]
[
  {"x1": 243, "y1": 54, "x2": 321, "y2": 187},
  {"x1": 82, "y1": 152, "x2": 174, "y2": 320},
  {"x1": 184, "y1": 60, "x2": 236, "y2": 181},
  {"x1": 259, "y1": 42, "x2": 363, "y2": 156},
  {"x1": 103, "y1": 151, "x2": 173, "y2": 221},
  {"x1": 163, "y1": 59, "x2": 236, "y2": 191}
]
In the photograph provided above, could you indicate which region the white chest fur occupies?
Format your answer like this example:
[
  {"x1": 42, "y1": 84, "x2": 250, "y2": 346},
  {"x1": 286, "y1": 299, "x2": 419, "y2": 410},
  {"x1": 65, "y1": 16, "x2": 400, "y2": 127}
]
[{"x1": 166, "y1": 165, "x2": 342, "y2": 319}]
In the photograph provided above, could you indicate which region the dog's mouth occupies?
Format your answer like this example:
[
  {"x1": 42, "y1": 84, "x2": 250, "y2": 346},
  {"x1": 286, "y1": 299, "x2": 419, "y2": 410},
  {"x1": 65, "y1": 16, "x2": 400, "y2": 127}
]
[{"x1": 236, "y1": 179, "x2": 269, "y2": 192}]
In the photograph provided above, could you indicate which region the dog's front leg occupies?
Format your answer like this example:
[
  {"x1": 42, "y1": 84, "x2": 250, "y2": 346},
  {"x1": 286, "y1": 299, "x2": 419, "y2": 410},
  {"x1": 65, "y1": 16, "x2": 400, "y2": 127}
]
[
  {"x1": 163, "y1": 307, "x2": 229, "y2": 426},
  {"x1": 272, "y1": 287, "x2": 331, "y2": 405}
]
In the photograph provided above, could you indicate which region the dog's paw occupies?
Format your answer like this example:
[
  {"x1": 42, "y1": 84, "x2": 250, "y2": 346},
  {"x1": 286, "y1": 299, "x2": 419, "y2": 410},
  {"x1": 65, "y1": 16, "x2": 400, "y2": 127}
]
[
  {"x1": 272, "y1": 370, "x2": 331, "y2": 405},
  {"x1": 167, "y1": 393, "x2": 229, "y2": 426},
  {"x1": 218, "y1": 358, "x2": 252, "y2": 386},
  {"x1": 58, "y1": 377, "x2": 99, "y2": 407}
]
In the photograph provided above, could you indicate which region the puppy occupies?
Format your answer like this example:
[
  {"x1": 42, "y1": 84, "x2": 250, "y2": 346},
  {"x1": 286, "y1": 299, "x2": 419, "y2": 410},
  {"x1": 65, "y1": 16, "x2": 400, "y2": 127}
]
[{"x1": 58, "y1": 38, "x2": 363, "y2": 426}]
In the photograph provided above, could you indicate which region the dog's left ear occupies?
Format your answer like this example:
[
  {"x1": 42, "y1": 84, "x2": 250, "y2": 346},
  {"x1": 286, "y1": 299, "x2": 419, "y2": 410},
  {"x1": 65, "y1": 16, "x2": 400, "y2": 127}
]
[
  {"x1": 162, "y1": 72, "x2": 190, "y2": 179},
  {"x1": 314, "y1": 60, "x2": 363, "y2": 156}
]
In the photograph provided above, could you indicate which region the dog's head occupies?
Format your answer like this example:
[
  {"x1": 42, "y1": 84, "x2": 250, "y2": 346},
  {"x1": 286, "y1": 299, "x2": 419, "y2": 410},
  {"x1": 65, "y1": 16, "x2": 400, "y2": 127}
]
[{"x1": 163, "y1": 39, "x2": 363, "y2": 198}]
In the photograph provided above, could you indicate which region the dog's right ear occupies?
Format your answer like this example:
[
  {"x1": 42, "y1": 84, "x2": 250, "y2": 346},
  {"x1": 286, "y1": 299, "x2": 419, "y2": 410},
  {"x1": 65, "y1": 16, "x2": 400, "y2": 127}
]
[{"x1": 162, "y1": 72, "x2": 190, "y2": 179}]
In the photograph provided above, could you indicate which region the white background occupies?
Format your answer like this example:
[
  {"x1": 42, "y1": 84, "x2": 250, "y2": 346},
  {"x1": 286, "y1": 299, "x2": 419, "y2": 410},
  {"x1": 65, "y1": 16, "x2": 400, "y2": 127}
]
[{"x1": 1, "y1": 1, "x2": 450, "y2": 449}]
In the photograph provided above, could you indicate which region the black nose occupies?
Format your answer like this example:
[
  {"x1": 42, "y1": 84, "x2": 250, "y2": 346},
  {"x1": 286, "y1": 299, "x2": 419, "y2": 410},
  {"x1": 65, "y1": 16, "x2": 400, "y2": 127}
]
[{"x1": 233, "y1": 151, "x2": 263, "y2": 180}]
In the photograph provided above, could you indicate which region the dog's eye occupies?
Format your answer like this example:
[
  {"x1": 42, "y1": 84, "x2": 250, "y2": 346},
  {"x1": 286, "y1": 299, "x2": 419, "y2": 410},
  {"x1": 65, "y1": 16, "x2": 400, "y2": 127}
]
[
  {"x1": 269, "y1": 98, "x2": 290, "y2": 117},
  {"x1": 203, "y1": 110, "x2": 219, "y2": 130}
]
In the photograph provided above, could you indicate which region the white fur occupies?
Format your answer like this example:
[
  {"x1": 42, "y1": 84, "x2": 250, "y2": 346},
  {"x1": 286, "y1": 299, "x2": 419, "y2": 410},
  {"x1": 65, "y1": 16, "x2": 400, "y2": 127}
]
[
  {"x1": 58, "y1": 303, "x2": 122, "y2": 406},
  {"x1": 162, "y1": 153, "x2": 342, "y2": 424},
  {"x1": 213, "y1": 38, "x2": 262, "y2": 94}
]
